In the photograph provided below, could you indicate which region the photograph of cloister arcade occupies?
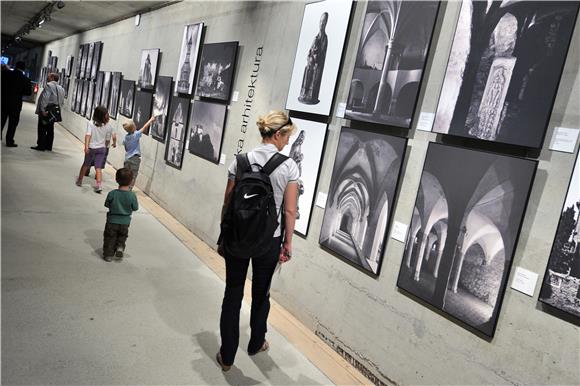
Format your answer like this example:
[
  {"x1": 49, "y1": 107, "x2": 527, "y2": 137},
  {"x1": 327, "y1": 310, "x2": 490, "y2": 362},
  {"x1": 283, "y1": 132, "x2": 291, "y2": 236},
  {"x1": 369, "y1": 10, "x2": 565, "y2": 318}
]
[{"x1": 397, "y1": 144, "x2": 536, "y2": 337}]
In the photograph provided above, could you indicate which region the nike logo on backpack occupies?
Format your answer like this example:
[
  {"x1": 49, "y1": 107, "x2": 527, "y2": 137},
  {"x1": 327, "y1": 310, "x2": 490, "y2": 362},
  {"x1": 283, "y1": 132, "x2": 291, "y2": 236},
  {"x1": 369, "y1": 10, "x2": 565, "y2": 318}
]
[{"x1": 244, "y1": 193, "x2": 259, "y2": 199}]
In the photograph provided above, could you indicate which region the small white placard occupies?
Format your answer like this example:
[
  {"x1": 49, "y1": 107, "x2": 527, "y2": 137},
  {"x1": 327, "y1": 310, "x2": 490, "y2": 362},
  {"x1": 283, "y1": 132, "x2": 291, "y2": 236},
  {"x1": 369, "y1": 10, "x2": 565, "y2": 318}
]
[
  {"x1": 219, "y1": 153, "x2": 226, "y2": 165},
  {"x1": 511, "y1": 267, "x2": 538, "y2": 297},
  {"x1": 232, "y1": 91, "x2": 239, "y2": 102},
  {"x1": 391, "y1": 221, "x2": 408, "y2": 243},
  {"x1": 315, "y1": 192, "x2": 328, "y2": 209},
  {"x1": 416, "y1": 112, "x2": 435, "y2": 132},
  {"x1": 549, "y1": 127, "x2": 579, "y2": 153},
  {"x1": 336, "y1": 102, "x2": 346, "y2": 118}
]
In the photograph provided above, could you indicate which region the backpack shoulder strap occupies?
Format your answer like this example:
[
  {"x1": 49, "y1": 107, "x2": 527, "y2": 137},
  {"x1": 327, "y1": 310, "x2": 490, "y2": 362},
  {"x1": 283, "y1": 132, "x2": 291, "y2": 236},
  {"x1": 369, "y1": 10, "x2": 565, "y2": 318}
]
[
  {"x1": 263, "y1": 153, "x2": 289, "y2": 176},
  {"x1": 235, "y1": 153, "x2": 251, "y2": 180}
]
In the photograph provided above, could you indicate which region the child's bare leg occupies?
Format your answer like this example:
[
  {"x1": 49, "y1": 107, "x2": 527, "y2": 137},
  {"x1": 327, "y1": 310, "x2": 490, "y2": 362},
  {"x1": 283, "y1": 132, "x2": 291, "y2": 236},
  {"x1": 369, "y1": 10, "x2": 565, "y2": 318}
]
[
  {"x1": 77, "y1": 165, "x2": 89, "y2": 184},
  {"x1": 95, "y1": 168, "x2": 103, "y2": 185}
]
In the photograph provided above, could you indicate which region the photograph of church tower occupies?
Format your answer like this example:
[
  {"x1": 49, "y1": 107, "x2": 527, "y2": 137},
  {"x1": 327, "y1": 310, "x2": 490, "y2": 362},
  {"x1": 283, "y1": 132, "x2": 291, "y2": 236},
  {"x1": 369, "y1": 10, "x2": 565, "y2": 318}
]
[{"x1": 176, "y1": 23, "x2": 203, "y2": 95}]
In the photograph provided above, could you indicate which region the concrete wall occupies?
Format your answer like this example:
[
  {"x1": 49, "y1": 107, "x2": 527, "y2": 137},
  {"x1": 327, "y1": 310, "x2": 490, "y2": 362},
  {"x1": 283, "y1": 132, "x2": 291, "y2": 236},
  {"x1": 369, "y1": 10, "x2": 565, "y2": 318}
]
[{"x1": 43, "y1": 1, "x2": 580, "y2": 384}]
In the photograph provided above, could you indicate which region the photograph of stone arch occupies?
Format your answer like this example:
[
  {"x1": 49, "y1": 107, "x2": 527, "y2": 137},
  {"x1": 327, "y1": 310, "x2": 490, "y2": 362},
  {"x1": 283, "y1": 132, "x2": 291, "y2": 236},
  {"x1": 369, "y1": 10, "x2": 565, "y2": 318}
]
[
  {"x1": 138, "y1": 48, "x2": 159, "y2": 90},
  {"x1": 151, "y1": 76, "x2": 172, "y2": 142},
  {"x1": 195, "y1": 41, "x2": 238, "y2": 102},
  {"x1": 286, "y1": 0, "x2": 353, "y2": 116},
  {"x1": 319, "y1": 127, "x2": 407, "y2": 275},
  {"x1": 175, "y1": 22, "x2": 203, "y2": 95},
  {"x1": 165, "y1": 97, "x2": 190, "y2": 169},
  {"x1": 432, "y1": 1, "x2": 579, "y2": 148},
  {"x1": 133, "y1": 90, "x2": 153, "y2": 137},
  {"x1": 119, "y1": 79, "x2": 135, "y2": 118},
  {"x1": 539, "y1": 152, "x2": 580, "y2": 320},
  {"x1": 345, "y1": 1, "x2": 439, "y2": 128},
  {"x1": 397, "y1": 143, "x2": 537, "y2": 337}
]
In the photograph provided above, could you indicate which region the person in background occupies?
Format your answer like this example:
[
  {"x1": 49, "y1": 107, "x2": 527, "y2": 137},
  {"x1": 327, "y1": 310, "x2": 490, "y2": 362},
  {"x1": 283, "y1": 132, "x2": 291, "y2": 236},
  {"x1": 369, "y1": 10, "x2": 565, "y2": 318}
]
[
  {"x1": 2, "y1": 61, "x2": 32, "y2": 147},
  {"x1": 32, "y1": 72, "x2": 64, "y2": 151},
  {"x1": 122, "y1": 115, "x2": 156, "y2": 189}
]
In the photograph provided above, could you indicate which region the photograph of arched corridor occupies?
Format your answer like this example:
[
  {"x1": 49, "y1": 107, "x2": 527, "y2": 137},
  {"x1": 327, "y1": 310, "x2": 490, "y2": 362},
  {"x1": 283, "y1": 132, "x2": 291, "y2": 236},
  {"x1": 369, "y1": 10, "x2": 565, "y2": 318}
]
[
  {"x1": 397, "y1": 143, "x2": 536, "y2": 337},
  {"x1": 319, "y1": 127, "x2": 406, "y2": 275}
]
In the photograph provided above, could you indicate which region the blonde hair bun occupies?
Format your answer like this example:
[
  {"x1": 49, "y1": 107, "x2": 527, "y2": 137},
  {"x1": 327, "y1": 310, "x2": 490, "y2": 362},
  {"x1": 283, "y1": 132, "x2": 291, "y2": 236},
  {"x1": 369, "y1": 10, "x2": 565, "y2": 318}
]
[{"x1": 257, "y1": 110, "x2": 295, "y2": 138}]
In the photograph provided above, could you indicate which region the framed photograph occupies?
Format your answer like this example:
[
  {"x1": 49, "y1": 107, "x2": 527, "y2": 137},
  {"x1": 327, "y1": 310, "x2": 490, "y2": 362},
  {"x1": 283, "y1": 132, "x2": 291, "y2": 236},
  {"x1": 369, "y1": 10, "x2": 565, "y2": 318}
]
[
  {"x1": 345, "y1": 1, "x2": 439, "y2": 128},
  {"x1": 80, "y1": 43, "x2": 89, "y2": 79},
  {"x1": 85, "y1": 81, "x2": 95, "y2": 119},
  {"x1": 165, "y1": 97, "x2": 190, "y2": 169},
  {"x1": 133, "y1": 90, "x2": 153, "y2": 134},
  {"x1": 93, "y1": 71, "x2": 104, "y2": 113},
  {"x1": 119, "y1": 79, "x2": 136, "y2": 119},
  {"x1": 64, "y1": 77, "x2": 70, "y2": 99},
  {"x1": 50, "y1": 56, "x2": 58, "y2": 72},
  {"x1": 539, "y1": 152, "x2": 580, "y2": 320},
  {"x1": 81, "y1": 79, "x2": 89, "y2": 117},
  {"x1": 196, "y1": 41, "x2": 238, "y2": 101},
  {"x1": 286, "y1": 0, "x2": 353, "y2": 116},
  {"x1": 397, "y1": 143, "x2": 537, "y2": 337},
  {"x1": 138, "y1": 48, "x2": 160, "y2": 90},
  {"x1": 65, "y1": 55, "x2": 73, "y2": 78},
  {"x1": 85, "y1": 42, "x2": 94, "y2": 80},
  {"x1": 175, "y1": 22, "x2": 203, "y2": 95},
  {"x1": 187, "y1": 100, "x2": 227, "y2": 163},
  {"x1": 109, "y1": 72, "x2": 122, "y2": 119},
  {"x1": 151, "y1": 76, "x2": 172, "y2": 142},
  {"x1": 74, "y1": 79, "x2": 83, "y2": 113},
  {"x1": 91, "y1": 41, "x2": 102, "y2": 81},
  {"x1": 432, "y1": 1, "x2": 580, "y2": 148},
  {"x1": 70, "y1": 80, "x2": 78, "y2": 110},
  {"x1": 280, "y1": 118, "x2": 327, "y2": 236},
  {"x1": 75, "y1": 45, "x2": 83, "y2": 78},
  {"x1": 320, "y1": 127, "x2": 407, "y2": 275},
  {"x1": 101, "y1": 71, "x2": 112, "y2": 112}
]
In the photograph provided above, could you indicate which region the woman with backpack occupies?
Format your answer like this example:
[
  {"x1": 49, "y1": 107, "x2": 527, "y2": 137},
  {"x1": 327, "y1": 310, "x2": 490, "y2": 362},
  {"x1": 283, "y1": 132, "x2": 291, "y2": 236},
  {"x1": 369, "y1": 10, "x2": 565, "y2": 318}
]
[{"x1": 216, "y1": 110, "x2": 299, "y2": 371}]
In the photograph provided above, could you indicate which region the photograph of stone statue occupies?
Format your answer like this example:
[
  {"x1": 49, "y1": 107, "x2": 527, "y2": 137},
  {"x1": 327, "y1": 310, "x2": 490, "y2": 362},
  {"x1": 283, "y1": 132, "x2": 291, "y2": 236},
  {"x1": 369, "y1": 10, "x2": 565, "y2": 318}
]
[
  {"x1": 85, "y1": 80, "x2": 95, "y2": 119},
  {"x1": 138, "y1": 48, "x2": 159, "y2": 90},
  {"x1": 75, "y1": 45, "x2": 83, "y2": 78},
  {"x1": 93, "y1": 71, "x2": 104, "y2": 114},
  {"x1": 345, "y1": 1, "x2": 439, "y2": 128},
  {"x1": 119, "y1": 79, "x2": 135, "y2": 118},
  {"x1": 151, "y1": 76, "x2": 172, "y2": 142},
  {"x1": 187, "y1": 100, "x2": 226, "y2": 163},
  {"x1": 320, "y1": 127, "x2": 407, "y2": 276},
  {"x1": 85, "y1": 42, "x2": 94, "y2": 80},
  {"x1": 133, "y1": 90, "x2": 153, "y2": 137},
  {"x1": 280, "y1": 118, "x2": 327, "y2": 236},
  {"x1": 286, "y1": 0, "x2": 353, "y2": 116},
  {"x1": 195, "y1": 41, "x2": 238, "y2": 101},
  {"x1": 175, "y1": 22, "x2": 203, "y2": 95},
  {"x1": 540, "y1": 153, "x2": 580, "y2": 320},
  {"x1": 101, "y1": 71, "x2": 112, "y2": 113},
  {"x1": 165, "y1": 97, "x2": 190, "y2": 169},
  {"x1": 432, "y1": 1, "x2": 579, "y2": 148},
  {"x1": 109, "y1": 72, "x2": 122, "y2": 119},
  {"x1": 397, "y1": 143, "x2": 537, "y2": 337},
  {"x1": 91, "y1": 41, "x2": 102, "y2": 81}
]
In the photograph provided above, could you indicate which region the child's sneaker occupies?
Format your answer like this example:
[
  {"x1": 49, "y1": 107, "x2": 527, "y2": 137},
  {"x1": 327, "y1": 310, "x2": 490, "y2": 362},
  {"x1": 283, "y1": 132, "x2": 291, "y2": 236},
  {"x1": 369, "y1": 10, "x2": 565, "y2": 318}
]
[
  {"x1": 75, "y1": 178, "x2": 82, "y2": 187},
  {"x1": 103, "y1": 255, "x2": 113, "y2": 262},
  {"x1": 94, "y1": 184, "x2": 102, "y2": 193},
  {"x1": 115, "y1": 248, "x2": 124, "y2": 259}
]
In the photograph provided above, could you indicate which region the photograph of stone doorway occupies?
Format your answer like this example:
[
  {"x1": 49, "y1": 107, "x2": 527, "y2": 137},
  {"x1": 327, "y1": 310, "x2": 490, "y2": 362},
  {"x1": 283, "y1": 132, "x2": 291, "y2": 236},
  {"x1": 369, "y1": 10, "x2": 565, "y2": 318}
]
[
  {"x1": 319, "y1": 127, "x2": 406, "y2": 275},
  {"x1": 345, "y1": 1, "x2": 439, "y2": 128},
  {"x1": 432, "y1": 1, "x2": 579, "y2": 148},
  {"x1": 175, "y1": 22, "x2": 203, "y2": 95},
  {"x1": 397, "y1": 143, "x2": 536, "y2": 337}
]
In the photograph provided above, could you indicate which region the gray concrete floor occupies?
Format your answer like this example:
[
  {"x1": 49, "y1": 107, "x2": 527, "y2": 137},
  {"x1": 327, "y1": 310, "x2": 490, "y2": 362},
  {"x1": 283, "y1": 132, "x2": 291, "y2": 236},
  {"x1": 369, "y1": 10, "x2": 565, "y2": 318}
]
[{"x1": 1, "y1": 103, "x2": 333, "y2": 385}]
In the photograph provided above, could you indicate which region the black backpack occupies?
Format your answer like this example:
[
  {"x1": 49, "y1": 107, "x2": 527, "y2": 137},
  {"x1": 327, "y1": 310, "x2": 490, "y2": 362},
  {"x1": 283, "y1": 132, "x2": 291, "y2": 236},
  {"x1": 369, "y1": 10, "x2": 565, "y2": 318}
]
[{"x1": 219, "y1": 152, "x2": 288, "y2": 258}]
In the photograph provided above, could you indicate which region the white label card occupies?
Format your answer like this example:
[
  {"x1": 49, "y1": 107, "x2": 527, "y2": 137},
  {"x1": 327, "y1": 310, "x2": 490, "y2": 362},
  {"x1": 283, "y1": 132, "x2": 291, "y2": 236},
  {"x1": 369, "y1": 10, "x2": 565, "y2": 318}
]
[
  {"x1": 231, "y1": 91, "x2": 239, "y2": 102},
  {"x1": 219, "y1": 154, "x2": 226, "y2": 165},
  {"x1": 315, "y1": 192, "x2": 328, "y2": 209},
  {"x1": 336, "y1": 103, "x2": 346, "y2": 119},
  {"x1": 391, "y1": 221, "x2": 408, "y2": 243},
  {"x1": 549, "y1": 127, "x2": 579, "y2": 153},
  {"x1": 416, "y1": 112, "x2": 435, "y2": 132},
  {"x1": 510, "y1": 267, "x2": 539, "y2": 297}
]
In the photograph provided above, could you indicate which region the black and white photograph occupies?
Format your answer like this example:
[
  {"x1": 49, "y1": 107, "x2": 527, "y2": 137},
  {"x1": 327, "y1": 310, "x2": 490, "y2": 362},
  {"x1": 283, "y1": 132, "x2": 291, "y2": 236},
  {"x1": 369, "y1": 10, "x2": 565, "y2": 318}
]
[
  {"x1": 75, "y1": 45, "x2": 83, "y2": 78},
  {"x1": 286, "y1": 0, "x2": 353, "y2": 116},
  {"x1": 70, "y1": 80, "x2": 78, "y2": 111},
  {"x1": 133, "y1": 90, "x2": 153, "y2": 135},
  {"x1": 540, "y1": 153, "x2": 580, "y2": 320},
  {"x1": 138, "y1": 48, "x2": 159, "y2": 90},
  {"x1": 109, "y1": 72, "x2": 122, "y2": 119},
  {"x1": 85, "y1": 81, "x2": 95, "y2": 119},
  {"x1": 119, "y1": 79, "x2": 135, "y2": 118},
  {"x1": 187, "y1": 100, "x2": 226, "y2": 163},
  {"x1": 80, "y1": 43, "x2": 89, "y2": 79},
  {"x1": 175, "y1": 22, "x2": 203, "y2": 95},
  {"x1": 397, "y1": 143, "x2": 537, "y2": 337},
  {"x1": 50, "y1": 56, "x2": 58, "y2": 73},
  {"x1": 93, "y1": 71, "x2": 104, "y2": 113},
  {"x1": 151, "y1": 76, "x2": 172, "y2": 142},
  {"x1": 91, "y1": 41, "x2": 102, "y2": 80},
  {"x1": 280, "y1": 118, "x2": 327, "y2": 236},
  {"x1": 345, "y1": 1, "x2": 439, "y2": 128},
  {"x1": 319, "y1": 127, "x2": 407, "y2": 275},
  {"x1": 80, "y1": 79, "x2": 89, "y2": 117},
  {"x1": 195, "y1": 42, "x2": 238, "y2": 101},
  {"x1": 74, "y1": 79, "x2": 83, "y2": 113},
  {"x1": 165, "y1": 97, "x2": 190, "y2": 169},
  {"x1": 65, "y1": 55, "x2": 73, "y2": 78},
  {"x1": 85, "y1": 42, "x2": 94, "y2": 80},
  {"x1": 64, "y1": 77, "x2": 70, "y2": 99},
  {"x1": 101, "y1": 71, "x2": 112, "y2": 112},
  {"x1": 432, "y1": 1, "x2": 579, "y2": 148}
]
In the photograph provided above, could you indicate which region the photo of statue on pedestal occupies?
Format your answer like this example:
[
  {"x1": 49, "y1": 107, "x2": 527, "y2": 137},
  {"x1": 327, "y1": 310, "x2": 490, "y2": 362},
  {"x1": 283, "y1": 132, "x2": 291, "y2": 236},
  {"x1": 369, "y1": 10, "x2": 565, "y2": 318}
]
[
  {"x1": 138, "y1": 48, "x2": 159, "y2": 90},
  {"x1": 165, "y1": 97, "x2": 190, "y2": 169},
  {"x1": 175, "y1": 23, "x2": 203, "y2": 95},
  {"x1": 286, "y1": 0, "x2": 353, "y2": 116},
  {"x1": 195, "y1": 41, "x2": 239, "y2": 102}
]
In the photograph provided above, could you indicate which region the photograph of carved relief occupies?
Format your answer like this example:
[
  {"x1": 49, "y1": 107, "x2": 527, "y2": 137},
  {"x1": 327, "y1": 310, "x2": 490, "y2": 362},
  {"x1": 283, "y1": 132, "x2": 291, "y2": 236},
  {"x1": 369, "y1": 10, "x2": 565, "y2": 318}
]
[
  {"x1": 345, "y1": 1, "x2": 439, "y2": 128},
  {"x1": 286, "y1": 0, "x2": 353, "y2": 116},
  {"x1": 85, "y1": 81, "x2": 95, "y2": 119},
  {"x1": 119, "y1": 79, "x2": 135, "y2": 118},
  {"x1": 101, "y1": 71, "x2": 112, "y2": 112},
  {"x1": 91, "y1": 42, "x2": 102, "y2": 81},
  {"x1": 133, "y1": 90, "x2": 153, "y2": 136},
  {"x1": 433, "y1": 1, "x2": 579, "y2": 148},
  {"x1": 175, "y1": 23, "x2": 203, "y2": 95},
  {"x1": 187, "y1": 100, "x2": 226, "y2": 164},
  {"x1": 165, "y1": 97, "x2": 190, "y2": 169},
  {"x1": 540, "y1": 153, "x2": 580, "y2": 320},
  {"x1": 109, "y1": 72, "x2": 122, "y2": 119},
  {"x1": 93, "y1": 71, "x2": 104, "y2": 114},
  {"x1": 151, "y1": 76, "x2": 172, "y2": 142},
  {"x1": 195, "y1": 42, "x2": 238, "y2": 101},
  {"x1": 397, "y1": 143, "x2": 536, "y2": 337},
  {"x1": 280, "y1": 118, "x2": 327, "y2": 236},
  {"x1": 138, "y1": 48, "x2": 159, "y2": 90},
  {"x1": 320, "y1": 127, "x2": 406, "y2": 275}
]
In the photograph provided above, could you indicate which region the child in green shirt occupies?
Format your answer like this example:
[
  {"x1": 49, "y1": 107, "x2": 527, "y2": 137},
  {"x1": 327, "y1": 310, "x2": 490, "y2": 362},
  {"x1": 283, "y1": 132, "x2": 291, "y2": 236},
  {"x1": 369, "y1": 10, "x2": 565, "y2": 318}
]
[{"x1": 103, "y1": 168, "x2": 139, "y2": 262}]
